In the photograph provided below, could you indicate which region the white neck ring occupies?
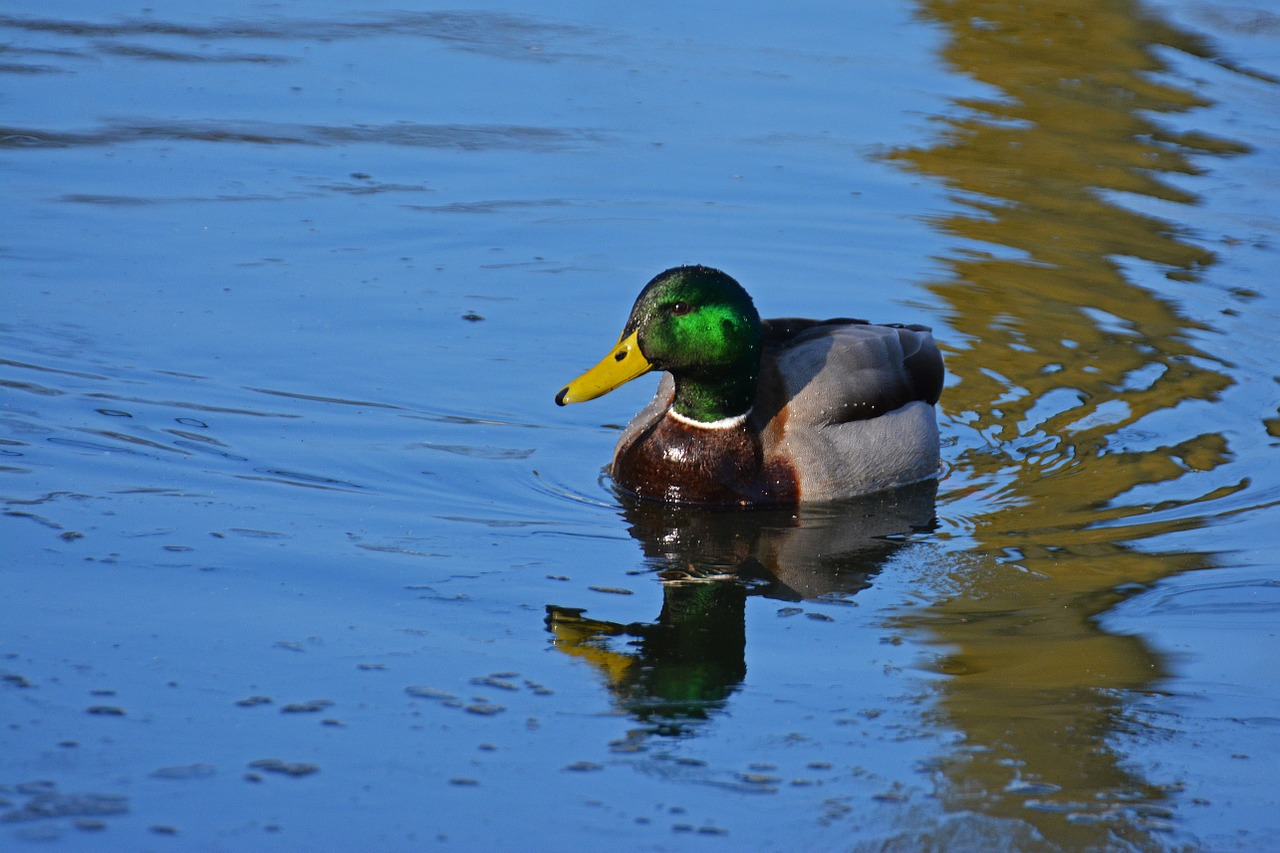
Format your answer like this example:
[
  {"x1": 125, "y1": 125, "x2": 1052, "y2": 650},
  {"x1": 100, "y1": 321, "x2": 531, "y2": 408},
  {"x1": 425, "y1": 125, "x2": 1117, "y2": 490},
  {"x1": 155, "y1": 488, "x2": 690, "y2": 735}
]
[{"x1": 668, "y1": 407, "x2": 751, "y2": 430}]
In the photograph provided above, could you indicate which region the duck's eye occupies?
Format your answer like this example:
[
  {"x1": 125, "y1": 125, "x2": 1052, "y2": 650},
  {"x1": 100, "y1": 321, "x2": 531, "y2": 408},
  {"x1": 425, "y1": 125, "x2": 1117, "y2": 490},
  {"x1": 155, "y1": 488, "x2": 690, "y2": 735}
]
[{"x1": 671, "y1": 301, "x2": 692, "y2": 316}]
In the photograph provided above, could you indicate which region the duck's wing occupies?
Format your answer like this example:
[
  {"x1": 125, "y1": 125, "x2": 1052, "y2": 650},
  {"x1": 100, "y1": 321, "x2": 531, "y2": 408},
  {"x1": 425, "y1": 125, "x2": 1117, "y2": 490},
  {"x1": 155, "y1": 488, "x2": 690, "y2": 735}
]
[
  {"x1": 758, "y1": 320, "x2": 943, "y2": 428},
  {"x1": 756, "y1": 319, "x2": 944, "y2": 500}
]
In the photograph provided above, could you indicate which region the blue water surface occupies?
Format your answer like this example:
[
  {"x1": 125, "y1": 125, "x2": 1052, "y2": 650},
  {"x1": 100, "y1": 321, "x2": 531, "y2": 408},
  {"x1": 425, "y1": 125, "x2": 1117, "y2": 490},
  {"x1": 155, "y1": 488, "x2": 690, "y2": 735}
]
[{"x1": 3, "y1": 1, "x2": 1279, "y2": 850}]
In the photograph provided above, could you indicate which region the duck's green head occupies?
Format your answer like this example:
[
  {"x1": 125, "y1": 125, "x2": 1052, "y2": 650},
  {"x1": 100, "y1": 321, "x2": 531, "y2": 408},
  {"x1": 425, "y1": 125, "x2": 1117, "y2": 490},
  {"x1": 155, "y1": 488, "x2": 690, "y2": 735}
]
[{"x1": 556, "y1": 265, "x2": 763, "y2": 423}]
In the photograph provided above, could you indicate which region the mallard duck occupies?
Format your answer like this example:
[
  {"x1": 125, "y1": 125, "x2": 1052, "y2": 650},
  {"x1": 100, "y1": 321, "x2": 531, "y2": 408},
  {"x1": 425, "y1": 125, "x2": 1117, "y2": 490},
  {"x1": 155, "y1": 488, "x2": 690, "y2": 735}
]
[{"x1": 555, "y1": 265, "x2": 944, "y2": 506}]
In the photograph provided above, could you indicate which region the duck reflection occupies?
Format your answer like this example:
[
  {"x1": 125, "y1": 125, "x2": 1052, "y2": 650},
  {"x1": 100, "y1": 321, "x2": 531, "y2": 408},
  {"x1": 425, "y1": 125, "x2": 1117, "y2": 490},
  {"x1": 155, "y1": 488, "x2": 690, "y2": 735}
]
[
  {"x1": 546, "y1": 481, "x2": 936, "y2": 735},
  {"x1": 884, "y1": 0, "x2": 1249, "y2": 847}
]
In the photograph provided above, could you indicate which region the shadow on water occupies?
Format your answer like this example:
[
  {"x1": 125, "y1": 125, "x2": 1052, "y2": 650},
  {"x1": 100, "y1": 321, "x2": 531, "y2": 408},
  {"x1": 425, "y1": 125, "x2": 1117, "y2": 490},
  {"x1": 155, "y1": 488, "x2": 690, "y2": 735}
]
[
  {"x1": 546, "y1": 482, "x2": 938, "y2": 737},
  {"x1": 874, "y1": 0, "x2": 1256, "y2": 848}
]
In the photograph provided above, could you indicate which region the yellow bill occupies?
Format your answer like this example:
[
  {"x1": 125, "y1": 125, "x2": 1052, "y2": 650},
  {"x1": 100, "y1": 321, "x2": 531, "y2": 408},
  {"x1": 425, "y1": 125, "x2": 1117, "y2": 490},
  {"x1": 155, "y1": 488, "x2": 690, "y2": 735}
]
[{"x1": 555, "y1": 331, "x2": 652, "y2": 405}]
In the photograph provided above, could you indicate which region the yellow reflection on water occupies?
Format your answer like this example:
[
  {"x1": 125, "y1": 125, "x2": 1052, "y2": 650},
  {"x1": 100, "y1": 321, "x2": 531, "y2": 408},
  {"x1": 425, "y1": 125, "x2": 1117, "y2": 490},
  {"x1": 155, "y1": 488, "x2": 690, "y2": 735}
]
[{"x1": 887, "y1": 0, "x2": 1250, "y2": 845}]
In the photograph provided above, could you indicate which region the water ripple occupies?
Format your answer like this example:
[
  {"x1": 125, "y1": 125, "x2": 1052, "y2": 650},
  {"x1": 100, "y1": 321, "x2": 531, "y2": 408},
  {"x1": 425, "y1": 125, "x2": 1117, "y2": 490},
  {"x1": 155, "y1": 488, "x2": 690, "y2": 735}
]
[
  {"x1": 0, "y1": 120, "x2": 608, "y2": 151},
  {"x1": 238, "y1": 468, "x2": 365, "y2": 492},
  {"x1": 86, "y1": 392, "x2": 298, "y2": 419},
  {"x1": 94, "y1": 42, "x2": 290, "y2": 64},
  {"x1": 414, "y1": 443, "x2": 535, "y2": 461},
  {"x1": 0, "y1": 11, "x2": 607, "y2": 63}
]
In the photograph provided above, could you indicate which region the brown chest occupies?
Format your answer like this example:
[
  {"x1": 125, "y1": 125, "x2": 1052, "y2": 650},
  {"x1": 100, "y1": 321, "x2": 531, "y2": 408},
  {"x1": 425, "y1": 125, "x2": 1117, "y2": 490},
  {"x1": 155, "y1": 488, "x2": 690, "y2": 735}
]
[{"x1": 611, "y1": 413, "x2": 798, "y2": 506}]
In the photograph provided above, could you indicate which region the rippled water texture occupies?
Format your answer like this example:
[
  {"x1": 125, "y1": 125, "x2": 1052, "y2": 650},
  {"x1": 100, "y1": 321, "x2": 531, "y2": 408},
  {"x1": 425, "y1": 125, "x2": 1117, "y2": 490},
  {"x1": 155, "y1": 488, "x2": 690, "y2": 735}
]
[{"x1": 3, "y1": 1, "x2": 1279, "y2": 849}]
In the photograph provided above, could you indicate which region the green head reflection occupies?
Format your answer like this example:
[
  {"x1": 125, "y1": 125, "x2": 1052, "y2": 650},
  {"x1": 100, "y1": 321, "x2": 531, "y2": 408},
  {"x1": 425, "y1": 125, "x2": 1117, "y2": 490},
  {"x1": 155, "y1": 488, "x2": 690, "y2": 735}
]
[{"x1": 546, "y1": 483, "x2": 937, "y2": 737}]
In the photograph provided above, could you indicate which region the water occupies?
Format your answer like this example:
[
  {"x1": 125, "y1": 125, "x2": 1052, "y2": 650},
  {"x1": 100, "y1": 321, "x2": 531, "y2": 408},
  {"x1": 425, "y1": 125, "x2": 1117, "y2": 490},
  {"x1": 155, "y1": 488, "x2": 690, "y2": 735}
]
[{"x1": 3, "y1": 0, "x2": 1278, "y2": 849}]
